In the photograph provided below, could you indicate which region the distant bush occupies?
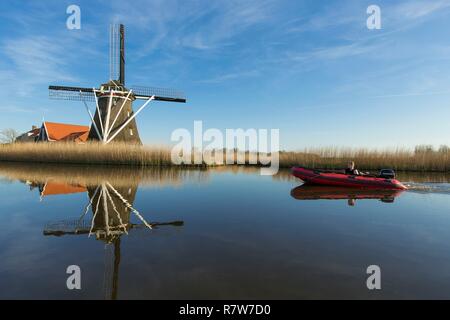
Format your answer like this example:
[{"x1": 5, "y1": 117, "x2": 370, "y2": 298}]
[
  {"x1": 439, "y1": 145, "x2": 450, "y2": 154},
  {"x1": 0, "y1": 128, "x2": 19, "y2": 144}
]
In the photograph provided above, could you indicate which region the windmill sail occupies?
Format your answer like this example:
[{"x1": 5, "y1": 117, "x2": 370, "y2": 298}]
[
  {"x1": 49, "y1": 85, "x2": 186, "y2": 103},
  {"x1": 120, "y1": 24, "x2": 125, "y2": 85},
  {"x1": 49, "y1": 86, "x2": 96, "y2": 102},
  {"x1": 130, "y1": 85, "x2": 186, "y2": 102},
  {"x1": 109, "y1": 24, "x2": 121, "y2": 83}
]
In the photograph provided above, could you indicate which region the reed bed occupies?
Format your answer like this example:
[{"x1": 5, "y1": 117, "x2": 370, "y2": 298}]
[
  {"x1": 0, "y1": 142, "x2": 174, "y2": 166},
  {"x1": 278, "y1": 147, "x2": 450, "y2": 172},
  {"x1": 0, "y1": 143, "x2": 449, "y2": 172}
]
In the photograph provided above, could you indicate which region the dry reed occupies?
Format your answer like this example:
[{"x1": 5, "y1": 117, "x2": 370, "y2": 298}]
[
  {"x1": 0, "y1": 142, "x2": 173, "y2": 166},
  {"x1": 0, "y1": 143, "x2": 449, "y2": 172},
  {"x1": 278, "y1": 147, "x2": 450, "y2": 172}
]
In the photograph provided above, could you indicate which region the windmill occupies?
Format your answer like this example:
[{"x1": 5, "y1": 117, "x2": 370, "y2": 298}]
[{"x1": 49, "y1": 24, "x2": 186, "y2": 144}]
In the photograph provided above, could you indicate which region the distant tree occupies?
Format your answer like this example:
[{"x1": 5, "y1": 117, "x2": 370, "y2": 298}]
[
  {"x1": 0, "y1": 128, "x2": 19, "y2": 144},
  {"x1": 438, "y1": 145, "x2": 450, "y2": 154},
  {"x1": 414, "y1": 144, "x2": 434, "y2": 154}
]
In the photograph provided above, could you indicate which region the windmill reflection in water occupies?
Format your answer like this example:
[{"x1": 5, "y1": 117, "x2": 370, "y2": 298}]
[{"x1": 39, "y1": 179, "x2": 183, "y2": 300}]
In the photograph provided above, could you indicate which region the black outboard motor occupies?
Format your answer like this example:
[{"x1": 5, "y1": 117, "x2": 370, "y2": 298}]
[{"x1": 379, "y1": 169, "x2": 396, "y2": 179}]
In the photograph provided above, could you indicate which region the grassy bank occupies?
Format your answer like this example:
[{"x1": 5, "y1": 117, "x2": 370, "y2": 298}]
[{"x1": 0, "y1": 143, "x2": 449, "y2": 172}]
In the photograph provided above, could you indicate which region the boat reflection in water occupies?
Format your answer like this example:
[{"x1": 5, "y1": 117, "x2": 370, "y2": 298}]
[{"x1": 290, "y1": 185, "x2": 405, "y2": 206}]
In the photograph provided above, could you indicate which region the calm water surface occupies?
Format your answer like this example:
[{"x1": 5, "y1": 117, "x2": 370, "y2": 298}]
[{"x1": 0, "y1": 163, "x2": 449, "y2": 299}]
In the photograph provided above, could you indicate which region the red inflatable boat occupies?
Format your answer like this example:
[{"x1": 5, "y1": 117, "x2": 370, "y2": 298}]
[{"x1": 292, "y1": 167, "x2": 407, "y2": 190}]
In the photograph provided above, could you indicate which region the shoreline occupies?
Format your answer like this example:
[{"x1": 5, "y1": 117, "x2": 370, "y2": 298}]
[{"x1": 0, "y1": 159, "x2": 449, "y2": 174}]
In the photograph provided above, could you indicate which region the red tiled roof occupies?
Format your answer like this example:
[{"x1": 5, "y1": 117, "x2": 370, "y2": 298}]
[
  {"x1": 41, "y1": 181, "x2": 87, "y2": 196},
  {"x1": 43, "y1": 122, "x2": 90, "y2": 142}
]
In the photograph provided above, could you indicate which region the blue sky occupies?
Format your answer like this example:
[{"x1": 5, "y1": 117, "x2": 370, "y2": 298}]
[{"x1": 0, "y1": 0, "x2": 450, "y2": 150}]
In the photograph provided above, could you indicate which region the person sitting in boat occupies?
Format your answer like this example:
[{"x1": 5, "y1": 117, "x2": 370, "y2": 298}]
[{"x1": 345, "y1": 161, "x2": 361, "y2": 176}]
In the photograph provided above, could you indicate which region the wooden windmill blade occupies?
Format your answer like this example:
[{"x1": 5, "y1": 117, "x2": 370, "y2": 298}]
[
  {"x1": 130, "y1": 85, "x2": 186, "y2": 103},
  {"x1": 49, "y1": 85, "x2": 96, "y2": 102}
]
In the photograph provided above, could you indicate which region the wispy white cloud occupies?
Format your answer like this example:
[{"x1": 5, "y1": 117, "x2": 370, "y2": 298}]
[
  {"x1": 283, "y1": 40, "x2": 386, "y2": 65},
  {"x1": 0, "y1": 36, "x2": 77, "y2": 97},
  {"x1": 286, "y1": 2, "x2": 362, "y2": 33},
  {"x1": 0, "y1": 105, "x2": 48, "y2": 114},
  {"x1": 285, "y1": 0, "x2": 450, "y2": 35},
  {"x1": 197, "y1": 70, "x2": 260, "y2": 84},
  {"x1": 369, "y1": 90, "x2": 450, "y2": 99},
  {"x1": 108, "y1": 0, "x2": 277, "y2": 53},
  {"x1": 180, "y1": 1, "x2": 275, "y2": 51},
  {"x1": 394, "y1": 0, "x2": 450, "y2": 19},
  {"x1": 4, "y1": 37, "x2": 71, "y2": 77}
]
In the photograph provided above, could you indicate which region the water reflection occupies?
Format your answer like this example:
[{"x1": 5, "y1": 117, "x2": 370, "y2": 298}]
[
  {"x1": 1, "y1": 162, "x2": 450, "y2": 299},
  {"x1": 0, "y1": 162, "x2": 210, "y2": 189},
  {"x1": 275, "y1": 168, "x2": 450, "y2": 183},
  {"x1": 26, "y1": 180, "x2": 87, "y2": 201},
  {"x1": 43, "y1": 182, "x2": 183, "y2": 300},
  {"x1": 291, "y1": 185, "x2": 405, "y2": 206},
  {"x1": 0, "y1": 162, "x2": 197, "y2": 300}
]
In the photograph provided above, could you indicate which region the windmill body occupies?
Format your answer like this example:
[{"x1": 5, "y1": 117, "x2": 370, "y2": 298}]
[
  {"x1": 49, "y1": 24, "x2": 186, "y2": 145},
  {"x1": 88, "y1": 81, "x2": 141, "y2": 144}
]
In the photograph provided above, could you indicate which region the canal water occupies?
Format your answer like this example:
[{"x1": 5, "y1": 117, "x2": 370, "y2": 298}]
[{"x1": 0, "y1": 163, "x2": 449, "y2": 299}]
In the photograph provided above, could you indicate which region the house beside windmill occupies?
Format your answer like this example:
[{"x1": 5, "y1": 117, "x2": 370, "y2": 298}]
[
  {"x1": 37, "y1": 122, "x2": 89, "y2": 143},
  {"x1": 16, "y1": 126, "x2": 41, "y2": 142},
  {"x1": 16, "y1": 122, "x2": 89, "y2": 143}
]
